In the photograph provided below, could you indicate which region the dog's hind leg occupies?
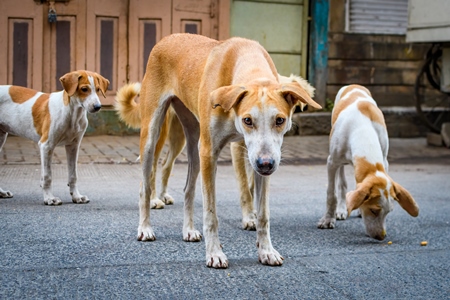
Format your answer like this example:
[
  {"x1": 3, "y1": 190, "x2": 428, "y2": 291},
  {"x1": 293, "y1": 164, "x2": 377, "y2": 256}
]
[
  {"x1": 149, "y1": 114, "x2": 169, "y2": 209},
  {"x1": 137, "y1": 95, "x2": 172, "y2": 241},
  {"x1": 318, "y1": 155, "x2": 339, "y2": 229},
  {"x1": 230, "y1": 141, "x2": 256, "y2": 231},
  {"x1": 335, "y1": 165, "x2": 348, "y2": 220},
  {"x1": 254, "y1": 173, "x2": 283, "y2": 266},
  {"x1": 0, "y1": 130, "x2": 13, "y2": 198},
  {"x1": 171, "y1": 98, "x2": 202, "y2": 242},
  {"x1": 158, "y1": 109, "x2": 186, "y2": 206}
]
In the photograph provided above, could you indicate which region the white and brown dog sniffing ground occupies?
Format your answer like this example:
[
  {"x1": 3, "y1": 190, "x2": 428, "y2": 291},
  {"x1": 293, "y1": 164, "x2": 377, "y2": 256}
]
[
  {"x1": 318, "y1": 84, "x2": 419, "y2": 240},
  {"x1": 118, "y1": 33, "x2": 321, "y2": 268},
  {"x1": 0, "y1": 70, "x2": 109, "y2": 205}
]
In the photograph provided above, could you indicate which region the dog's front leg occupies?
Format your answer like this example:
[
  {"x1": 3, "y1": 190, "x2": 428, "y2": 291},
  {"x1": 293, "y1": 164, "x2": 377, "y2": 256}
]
[
  {"x1": 200, "y1": 144, "x2": 228, "y2": 268},
  {"x1": 39, "y1": 142, "x2": 61, "y2": 205},
  {"x1": 318, "y1": 156, "x2": 339, "y2": 228},
  {"x1": 65, "y1": 142, "x2": 89, "y2": 204},
  {"x1": 254, "y1": 173, "x2": 283, "y2": 266},
  {"x1": 335, "y1": 165, "x2": 348, "y2": 219}
]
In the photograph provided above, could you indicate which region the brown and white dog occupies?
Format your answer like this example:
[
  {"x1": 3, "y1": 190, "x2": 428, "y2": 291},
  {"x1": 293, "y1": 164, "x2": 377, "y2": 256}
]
[
  {"x1": 317, "y1": 84, "x2": 419, "y2": 240},
  {"x1": 0, "y1": 70, "x2": 109, "y2": 205},
  {"x1": 115, "y1": 73, "x2": 315, "y2": 232},
  {"x1": 118, "y1": 33, "x2": 321, "y2": 268}
]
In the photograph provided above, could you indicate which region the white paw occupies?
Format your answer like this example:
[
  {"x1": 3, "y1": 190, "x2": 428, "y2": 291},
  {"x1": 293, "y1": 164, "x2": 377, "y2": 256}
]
[
  {"x1": 183, "y1": 229, "x2": 202, "y2": 242},
  {"x1": 72, "y1": 195, "x2": 90, "y2": 204},
  {"x1": 161, "y1": 193, "x2": 174, "y2": 205},
  {"x1": 317, "y1": 216, "x2": 336, "y2": 229},
  {"x1": 242, "y1": 212, "x2": 257, "y2": 231},
  {"x1": 0, "y1": 189, "x2": 13, "y2": 198},
  {"x1": 206, "y1": 251, "x2": 228, "y2": 269},
  {"x1": 336, "y1": 209, "x2": 348, "y2": 220},
  {"x1": 137, "y1": 226, "x2": 156, "y2": 241},
  {"x1": 258, "y1": 246, "x2": 284, "y2": 266},
  {"x1": 44, "y1": 197, "x2": 62, "y2": 206},
  {"x1": 150, "y1": 199, "x2": 165, "y2": 209}
]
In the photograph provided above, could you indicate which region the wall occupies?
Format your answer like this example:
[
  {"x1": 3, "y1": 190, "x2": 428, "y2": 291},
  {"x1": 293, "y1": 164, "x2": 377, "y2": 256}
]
[
  {"x1": 326, "y1": 0, "x2": 431, "y2": 107},
  {"x1": 230, "y1": 0, "x2": 309, "y2": 78}
]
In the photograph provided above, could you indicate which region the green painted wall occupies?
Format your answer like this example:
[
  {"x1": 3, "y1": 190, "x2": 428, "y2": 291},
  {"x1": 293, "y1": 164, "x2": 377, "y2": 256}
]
[
  {"x1": 86, "y1": 109, "x2": 139, "y2": 136},
  {"x1": 230, "y1": 0, "x2": 307, "y2": 77}
]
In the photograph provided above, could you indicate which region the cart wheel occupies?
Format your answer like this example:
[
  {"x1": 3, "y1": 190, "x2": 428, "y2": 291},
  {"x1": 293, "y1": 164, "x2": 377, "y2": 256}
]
[{"x1": 414, "y1": 43, "x2": 450, "y2": 133}]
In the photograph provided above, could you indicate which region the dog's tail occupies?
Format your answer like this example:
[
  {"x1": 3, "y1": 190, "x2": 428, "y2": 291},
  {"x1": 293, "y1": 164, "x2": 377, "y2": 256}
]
[
  {"x1": 278, "y1": 74, "x2": 315, "y2": 98},
  {"x1": 115, "y1": 82, "x2": 141, "y2": 128},
  {"x1": 278, "y1": 74, "x2": 315, "y2": 111}
]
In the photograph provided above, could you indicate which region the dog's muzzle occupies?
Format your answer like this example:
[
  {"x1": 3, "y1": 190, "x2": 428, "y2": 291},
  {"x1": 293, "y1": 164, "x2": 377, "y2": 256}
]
[
  {"x1": 93, "y1": 103, "x2": 102, "y2": 112},
  {"x1": 255, "y1": 157, "x2": 275, "y2": 176}
]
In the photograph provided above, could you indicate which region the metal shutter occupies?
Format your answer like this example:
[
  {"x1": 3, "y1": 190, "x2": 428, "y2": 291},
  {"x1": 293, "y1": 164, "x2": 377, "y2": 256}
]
[{"x1": 346, "y1": 0, "x2": 408, "y2": 34}]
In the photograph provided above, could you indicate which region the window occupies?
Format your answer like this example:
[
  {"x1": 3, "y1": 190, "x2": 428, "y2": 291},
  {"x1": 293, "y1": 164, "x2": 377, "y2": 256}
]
[{"x1": 346, "y1": 0, "x2": 408, "y2": 34}]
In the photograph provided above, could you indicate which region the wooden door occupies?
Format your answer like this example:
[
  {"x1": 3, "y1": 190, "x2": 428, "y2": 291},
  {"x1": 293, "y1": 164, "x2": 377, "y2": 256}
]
[
  {"x1": 128, "y1": 0, "x2": 172, "y2": 83},
  {"x1": 0, "y1": 0, "x2": 225, "y2": 104},
  {"x1": 128, "y1": 0, "x2": 220, "y2": 83},
  {"x1": 86, "y1": 0, "x2": 128, "y2": 105},
  {"x1": 0, "y1": 0, "x2": 44, "y2": 90},
  {"x1": 172, "y1": 0, "x2": 219, "y2": 38},
  {"x1": 42, "y1": 0, "x2": 86, "y2": 92}
]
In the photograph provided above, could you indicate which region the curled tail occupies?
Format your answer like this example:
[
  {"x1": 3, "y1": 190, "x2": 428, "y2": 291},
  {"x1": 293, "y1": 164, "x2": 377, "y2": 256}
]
[
  {"x1": 115, "y1": 82, "x2": 141, "y2": 128},
  {"x1": 278, "y1": 74, "x2": 315, "y2": 111}
]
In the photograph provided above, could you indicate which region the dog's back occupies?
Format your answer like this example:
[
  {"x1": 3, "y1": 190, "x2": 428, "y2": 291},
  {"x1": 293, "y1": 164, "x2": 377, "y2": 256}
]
[
  {"x1": 0, "y1": 85, "x2": 55, "y2": 142},
  {"x1": 330, "y1": 85, "x2": 388, "y2": 162}
]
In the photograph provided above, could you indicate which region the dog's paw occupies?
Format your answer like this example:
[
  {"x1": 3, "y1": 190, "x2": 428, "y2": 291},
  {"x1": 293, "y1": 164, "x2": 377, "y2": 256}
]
[
  {"x1": 44, "y1": 197, "x2": 62, "y2": 206},
  {"x1": 137, "y1": 226, "x2": 156, "y2": 241},
  {"x1": 258, "y1": 247, "x2": 284, "y2": 266},
  {"x1": 336, "y1": 210, "x2": 348, "y2": 220},
  {"x1": 161, "y1": 193, "x2": 174, "y2": 205},
  {"x1": 72, "y1": 195, "x2": 90, "y2": 204},
  {"x1": 150, "y1": 199, "x2": 165, "y2": 209},
  {"x1": 183, "y1": 229, "x2": 202, "y2": 242},
  {"x1": 0, "y1": 189, "x2": 13, "y2": 198},
  {"x1": 317, "y1": 216, "x2": 336, "y2": 229},
  {"x1": 242, "y1": 212, "x2": 257, "y2": 231},
  {"x1": 206, "y1": 251, "x2": 229, "y2": 269}
]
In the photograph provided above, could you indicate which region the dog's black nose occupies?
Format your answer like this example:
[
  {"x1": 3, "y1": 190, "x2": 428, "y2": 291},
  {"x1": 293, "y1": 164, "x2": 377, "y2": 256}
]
[
  {"x1": 256, "y1": 157, "x2": 275, "y2": 175},
  {"x1": 93, "y1": 103, "x2": 102, "y2": 112}
]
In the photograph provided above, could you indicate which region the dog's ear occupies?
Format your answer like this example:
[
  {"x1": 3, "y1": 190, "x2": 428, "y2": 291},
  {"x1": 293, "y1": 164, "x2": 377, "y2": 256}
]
[
  {"x1": 95, "y1": 73, "x2": 110, "y2": 98},
  {"x1": 279, "y1": 83, "x2": 322, "y2": 110},
  {"x1": 393, "y1": 182, "x2": 419, "y2": 217},
  {"x1": 210, "y1": 85, "x2": 247, "y2": 112},
  {"x1": 60, "y1": 72, "x2": 81, "y2": 97},
  {"x1": 346, "y1": 184, "x2": 371, "y2": 217}
]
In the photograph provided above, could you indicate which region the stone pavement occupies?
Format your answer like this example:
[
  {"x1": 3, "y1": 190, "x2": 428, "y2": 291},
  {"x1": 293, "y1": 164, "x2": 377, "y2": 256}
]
[{"x1": 1, "y1": 134, "x2": 450, "y2": 166}]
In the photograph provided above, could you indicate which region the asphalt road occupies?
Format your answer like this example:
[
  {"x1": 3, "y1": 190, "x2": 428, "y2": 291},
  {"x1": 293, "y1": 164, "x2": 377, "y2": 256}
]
[{"x1": 1, "y1": 162, "x2": 449, "y2": 299}]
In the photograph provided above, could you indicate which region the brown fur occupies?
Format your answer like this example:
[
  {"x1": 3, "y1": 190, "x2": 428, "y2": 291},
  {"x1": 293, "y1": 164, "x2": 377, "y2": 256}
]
[
  {"x1": 31, "y1": 93, "x2": 51, "y2": 143},
  {"x1": 9, "y1": 86, "x2": 38, "y2": 104}
]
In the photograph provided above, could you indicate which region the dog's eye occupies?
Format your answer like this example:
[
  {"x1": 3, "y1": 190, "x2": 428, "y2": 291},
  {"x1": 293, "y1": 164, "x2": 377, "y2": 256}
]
[
  {"x1": 243, "y1": 117, "x2": 253, "y2": 127},
  {"x1": 370, "y1": 209, "x2": 380, "y2": 216},
  {"x1": 96, "y1": 87, "x2": 100, "y2": 93},
  {"x1": 81, "y1": 87, "x2": 89, "y2": 93},
  {"x1": 275, "y1": 117, "x2": 285, "y2": 126}
]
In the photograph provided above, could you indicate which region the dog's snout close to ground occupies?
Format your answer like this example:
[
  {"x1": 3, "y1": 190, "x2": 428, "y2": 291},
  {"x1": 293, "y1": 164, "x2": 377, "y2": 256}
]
[{"x1": 256, "y1": 156, "x2": 275, "y2": 176}]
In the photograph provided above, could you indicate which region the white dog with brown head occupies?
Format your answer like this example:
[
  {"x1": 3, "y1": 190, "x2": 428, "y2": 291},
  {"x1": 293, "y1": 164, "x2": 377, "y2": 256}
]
[
  {"x1": 318, "y1": 84, "x2": 419, "y2": 240},
  {"x1": 0, "y1": 70, "x2": 109, "y2": 205}
]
